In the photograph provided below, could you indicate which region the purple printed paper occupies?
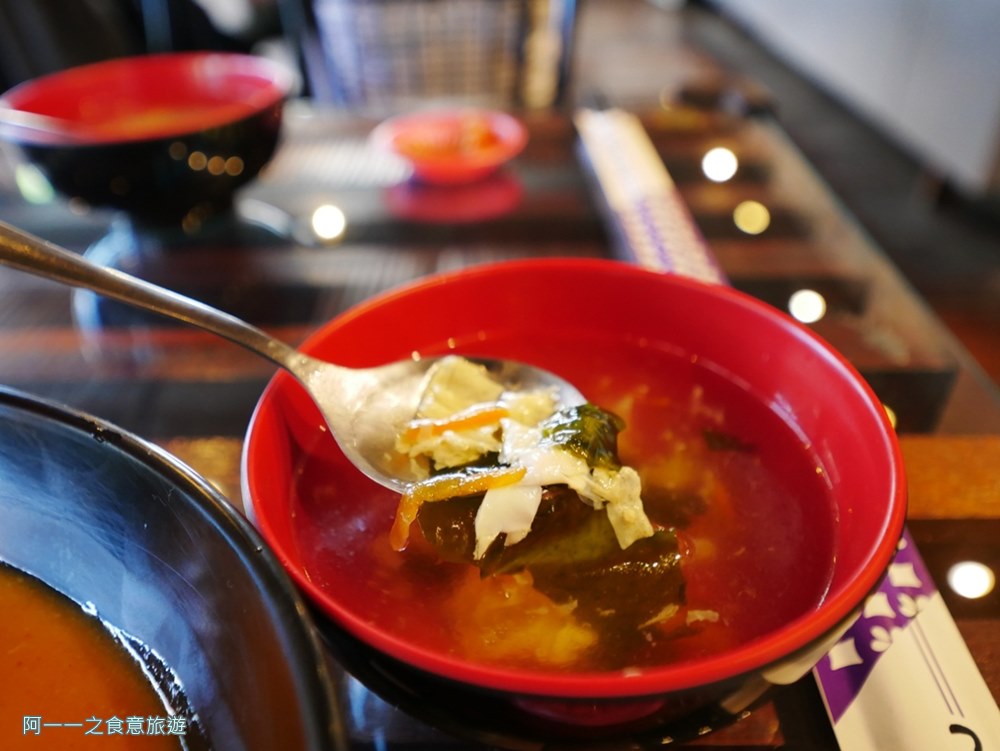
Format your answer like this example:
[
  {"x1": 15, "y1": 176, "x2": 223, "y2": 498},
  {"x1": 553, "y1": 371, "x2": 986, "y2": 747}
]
[
  {"x1": 814, "y1": 529, "x2": 938, "y2": 722},
  {"x1": 814, "y1": 530, "x2": 1000, "y2": 749}
]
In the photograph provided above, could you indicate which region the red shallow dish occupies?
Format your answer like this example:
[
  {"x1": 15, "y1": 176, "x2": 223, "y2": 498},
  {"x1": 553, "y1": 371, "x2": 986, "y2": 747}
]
[
  {"x1": 372, "y1": 108, "x2": 528, "y2": 185},
  {"x1": 0, "y1": 52, "x2": 292, "y2": 225},
  {"x1": 242, "y1": 258, "x2": 906, "y2": 742}
]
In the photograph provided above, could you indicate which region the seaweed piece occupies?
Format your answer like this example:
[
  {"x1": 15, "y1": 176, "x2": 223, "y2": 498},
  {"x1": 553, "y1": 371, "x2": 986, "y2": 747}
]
[
  {"x1": 494, "y1": 489, "x2": 685, "y2": 625},
  {"x1": 641, "y1": 485, "x2": 708, "y2": 528},
  {"x1": 540, "y1": 404, "x2": 625, "y2": 470},
  {"x1": 481, "y1": 488, "x2": 623, "y2": 576},
  {"x1": 703, "y1": 428, "x2": 756, "y2": 452},
  {"x1": 416, "y1": 494, "x2": 481, "y2": 563},
  {"x1": 417, "y1": 487, "x2": 686, "y2": 627}
]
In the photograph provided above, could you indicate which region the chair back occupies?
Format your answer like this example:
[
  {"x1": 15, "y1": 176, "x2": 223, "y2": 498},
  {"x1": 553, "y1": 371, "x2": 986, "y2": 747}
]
[{"x1": 289, "y1": 0, "x2": 577, "y2": 112}]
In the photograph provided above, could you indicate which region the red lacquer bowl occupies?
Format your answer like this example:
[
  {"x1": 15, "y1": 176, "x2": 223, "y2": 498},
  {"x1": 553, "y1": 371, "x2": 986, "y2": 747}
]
[
  {"x1": 0, "y1": 52, "x2": 293, "y2": 225},
  {"x1": 371, "y1": 108, "x2": 528, "y2": 185},
  {"x1": 242, "y1": 258, "x2": 906, "y2": 744}
]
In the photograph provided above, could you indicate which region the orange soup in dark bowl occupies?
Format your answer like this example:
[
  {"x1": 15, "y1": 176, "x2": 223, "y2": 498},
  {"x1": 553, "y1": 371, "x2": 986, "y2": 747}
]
[{"x1": 0, "y1": 388, "x2": 340, "y2": 751}]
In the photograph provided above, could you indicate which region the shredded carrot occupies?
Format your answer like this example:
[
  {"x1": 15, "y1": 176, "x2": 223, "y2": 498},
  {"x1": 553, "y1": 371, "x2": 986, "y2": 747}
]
[
  {"x1": 401, "y1": 404, "x2": 509, "y2": 445},
  {"x1": 389, "y1": 465, "x2": 527, "y2": 550}
]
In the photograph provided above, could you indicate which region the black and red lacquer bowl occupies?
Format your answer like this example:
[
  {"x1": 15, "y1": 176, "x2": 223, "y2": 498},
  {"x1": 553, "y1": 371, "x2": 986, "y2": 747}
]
[
  {"x1": 242, "y1": 258, "x2": 907, "y2": 745},
  {"x1": 0, "y1": 52, "x2": 292, "y2": 226}
]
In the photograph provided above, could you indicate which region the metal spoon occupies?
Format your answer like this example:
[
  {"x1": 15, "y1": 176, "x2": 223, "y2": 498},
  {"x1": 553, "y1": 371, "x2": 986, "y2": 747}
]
[{"x1": 0, "y1": 220, "x2": 584, "y2": 492}]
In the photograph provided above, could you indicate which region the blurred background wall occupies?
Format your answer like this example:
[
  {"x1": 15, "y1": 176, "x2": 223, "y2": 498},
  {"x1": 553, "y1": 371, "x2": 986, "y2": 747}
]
[{"x1": 706, "y1": 0, "x2": 1000, "y2": 200}]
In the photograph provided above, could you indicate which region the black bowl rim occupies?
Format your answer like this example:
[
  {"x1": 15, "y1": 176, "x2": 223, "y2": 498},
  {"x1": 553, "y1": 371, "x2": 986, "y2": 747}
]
[{"x1": 0, "y1": 385, "x2": 344, "y2": 751}]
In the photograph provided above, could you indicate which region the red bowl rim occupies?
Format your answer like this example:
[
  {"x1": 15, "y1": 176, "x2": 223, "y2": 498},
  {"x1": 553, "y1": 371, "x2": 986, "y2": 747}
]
[
  {"x1": 243, "y1": 257, "x2": 908, "y2": 699},
  {"x1": 0, "y1": 51, "x2": 294, "y2": 145}
]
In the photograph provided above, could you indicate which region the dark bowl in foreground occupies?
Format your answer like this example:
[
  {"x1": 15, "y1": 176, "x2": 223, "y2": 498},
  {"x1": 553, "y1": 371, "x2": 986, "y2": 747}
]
[
  {"x1": 242, "y1": 258, "x2": 907, "y2": 744},
  {"x1": 0, "y1": 52, "x2": 292, "y2": 227},
  {"x1": 0, "y1": 388, "x2": 341, "y2": 750}
]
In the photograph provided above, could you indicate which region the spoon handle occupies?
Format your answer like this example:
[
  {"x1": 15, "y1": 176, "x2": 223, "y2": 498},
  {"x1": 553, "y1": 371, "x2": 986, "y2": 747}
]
[{"x1": 0, "y1": 220, "x2": 304, "y2": 371}]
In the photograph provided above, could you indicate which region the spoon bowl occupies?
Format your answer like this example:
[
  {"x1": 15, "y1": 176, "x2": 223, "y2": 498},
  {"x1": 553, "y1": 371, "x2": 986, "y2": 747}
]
[{"x1": 0, "y1": 220, "x2": 583, "y2": 492}]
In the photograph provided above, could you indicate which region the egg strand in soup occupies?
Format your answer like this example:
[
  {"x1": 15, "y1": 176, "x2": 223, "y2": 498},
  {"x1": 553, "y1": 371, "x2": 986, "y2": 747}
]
[{"x1": 383, "y1": 354, "x2": 836, "y2": 672}]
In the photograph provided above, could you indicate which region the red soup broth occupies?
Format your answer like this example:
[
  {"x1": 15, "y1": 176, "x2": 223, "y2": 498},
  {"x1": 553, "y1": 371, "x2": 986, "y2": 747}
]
[
  {"x1": 0, "y1": 564, "x2": 184, "y2": 750},
  {"x1": 288, "y1": 336, "x2": 837, "y2": 673}
]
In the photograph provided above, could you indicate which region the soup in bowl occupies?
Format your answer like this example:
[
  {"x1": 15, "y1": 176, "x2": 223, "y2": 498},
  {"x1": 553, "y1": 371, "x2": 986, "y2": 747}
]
[{"x1": 242, "y1": 258, "x2": 906, "y2": 743}]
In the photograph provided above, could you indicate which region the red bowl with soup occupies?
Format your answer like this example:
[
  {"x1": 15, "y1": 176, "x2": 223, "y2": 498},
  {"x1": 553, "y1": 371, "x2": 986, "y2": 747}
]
[
  {"x1": 242, "y1": 258, "x2": 906, "y2": 744},
  {"x1": 0, "y1": 52, "x2": 292, "y2": 227}
]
